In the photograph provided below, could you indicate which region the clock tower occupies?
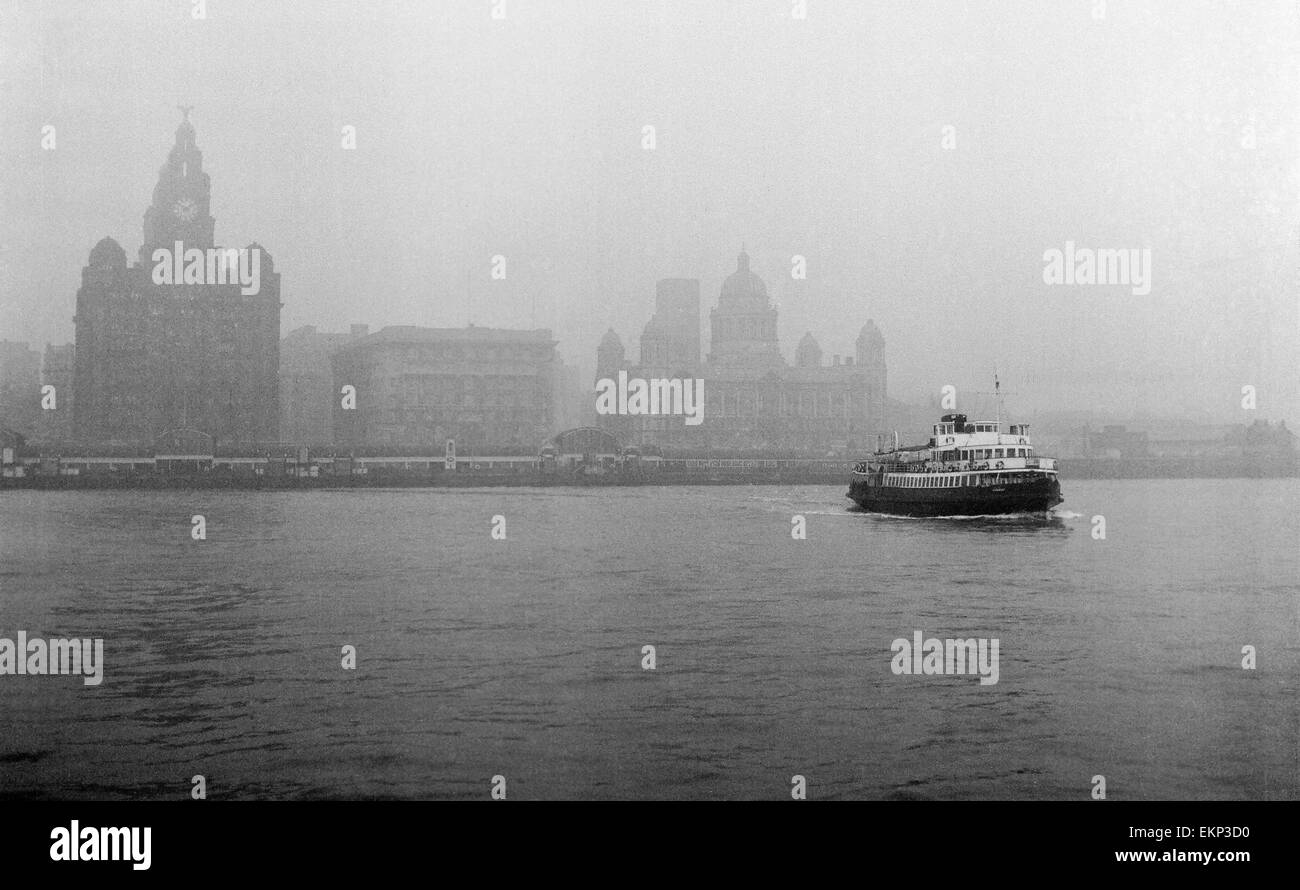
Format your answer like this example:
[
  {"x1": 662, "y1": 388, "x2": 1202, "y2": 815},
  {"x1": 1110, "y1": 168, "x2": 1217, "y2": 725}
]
[
  {"x1": 140, "y1": 106, "x2": 215, "y2": 260},
  {"x1": 75, "y1": 109, "x2": 281, "y2": 447}
]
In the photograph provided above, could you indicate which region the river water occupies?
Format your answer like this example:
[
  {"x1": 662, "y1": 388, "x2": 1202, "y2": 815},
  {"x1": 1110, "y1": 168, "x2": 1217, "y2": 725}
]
[{"x1": 1, "y1": 479, "x2": 1296, "y2": 799}]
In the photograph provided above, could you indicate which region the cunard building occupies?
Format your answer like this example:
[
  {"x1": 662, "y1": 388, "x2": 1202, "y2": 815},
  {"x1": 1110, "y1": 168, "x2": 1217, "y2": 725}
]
[
  {"x1": 72, "y1": 111, "x2": 281, "y2": 446},
  {"x1": 596, "y1": 249, "x2": 888, "y2": 454},
  {"x1": 330, "y1": 325, "x2": 563, "y2": 453}
]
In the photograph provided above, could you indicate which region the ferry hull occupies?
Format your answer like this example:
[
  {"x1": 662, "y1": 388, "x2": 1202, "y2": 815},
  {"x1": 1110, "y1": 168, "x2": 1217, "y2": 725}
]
[{"x1": 847, "y1": 475, "x2": 1062, "y2": 517}]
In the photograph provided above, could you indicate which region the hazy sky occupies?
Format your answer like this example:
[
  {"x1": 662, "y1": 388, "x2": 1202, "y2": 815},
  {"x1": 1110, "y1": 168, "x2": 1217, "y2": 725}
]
[{"x1": 2, "y1": 0, "x2": 1296, "y2": 422}]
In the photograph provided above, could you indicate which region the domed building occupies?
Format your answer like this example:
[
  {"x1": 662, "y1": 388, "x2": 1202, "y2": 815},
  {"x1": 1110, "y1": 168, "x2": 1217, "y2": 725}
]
[
  {"x1": 708, "y1": 249, "x2": 783, "y2": 372},
  {"x1": 72, "y1": 111, "x2": 281, "y2": 446},
  {"x1": 795, "y1": 332, "x2": 823, "y2": 369},
  {"x1": 595, "y1": 248, "x2": 888, "y2": 454},
  {"x1": 596, "y1": 328, "x2": 626, "y2": 379}
]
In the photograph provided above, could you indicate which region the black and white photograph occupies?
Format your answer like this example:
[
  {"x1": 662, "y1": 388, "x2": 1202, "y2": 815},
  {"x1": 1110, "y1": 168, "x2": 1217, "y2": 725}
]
[{"x1": 0, "y1": 0, "x2": 1294, "y2": 872}]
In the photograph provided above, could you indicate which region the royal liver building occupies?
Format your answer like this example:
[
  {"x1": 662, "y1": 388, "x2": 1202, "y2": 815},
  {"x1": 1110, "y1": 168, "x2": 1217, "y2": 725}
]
[
  {"x1": 73, "y1": 111, "x2": 281, "y2": 446},
  {"x1": 597, "y1": 249, "x2": 888, "y2": 454}
]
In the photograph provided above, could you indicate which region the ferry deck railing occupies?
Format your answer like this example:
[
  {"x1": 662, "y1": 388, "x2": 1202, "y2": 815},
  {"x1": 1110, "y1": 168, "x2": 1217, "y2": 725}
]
[{"x1": 856, "y1": 457, "x2": 1057, "y2": 474}]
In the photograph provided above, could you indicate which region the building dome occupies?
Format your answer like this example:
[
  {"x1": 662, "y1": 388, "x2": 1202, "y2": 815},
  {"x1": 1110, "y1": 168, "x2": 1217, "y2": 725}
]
[
  {"x1": 795, "y1": 331, "x2": 823, "y2": 368},
  {"x1": 720, "y1": 248, "x2": 768, "y2": 306},
  {"x1": 857, "y1": 319, "x2": 884, "y2": 345},
  {"x1": 88, "y1": 236, "x2": 127, "y2": 268},
  {"x1": 595, "y1": 327, "x2": 626, "y2": 380}
]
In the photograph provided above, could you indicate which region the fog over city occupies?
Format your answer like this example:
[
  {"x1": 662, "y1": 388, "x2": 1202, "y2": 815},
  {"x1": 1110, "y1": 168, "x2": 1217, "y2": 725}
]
[{"x1": 3, "y1": 0, "x2": 1296, "y2": 424}]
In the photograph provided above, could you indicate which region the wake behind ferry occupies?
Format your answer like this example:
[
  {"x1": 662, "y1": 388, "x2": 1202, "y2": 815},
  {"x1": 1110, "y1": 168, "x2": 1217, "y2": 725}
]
[{"x1": 848, "y1": 412, "x2": 1063, "y2": 517}]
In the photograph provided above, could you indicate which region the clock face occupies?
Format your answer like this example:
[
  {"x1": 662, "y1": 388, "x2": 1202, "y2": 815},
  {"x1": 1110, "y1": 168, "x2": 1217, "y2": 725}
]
[{"x1": 173, "y1": 198, "x2": 198, "y2": 222}]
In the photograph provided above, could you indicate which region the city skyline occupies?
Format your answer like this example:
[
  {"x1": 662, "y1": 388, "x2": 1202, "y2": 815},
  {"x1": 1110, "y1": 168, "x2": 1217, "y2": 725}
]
[
  {"x1": 2, "y1": 0, "x2": 1297, "y2": 830},
  {"x1": 3, "y1": 1, "x2": 1296, "y2": 425}
]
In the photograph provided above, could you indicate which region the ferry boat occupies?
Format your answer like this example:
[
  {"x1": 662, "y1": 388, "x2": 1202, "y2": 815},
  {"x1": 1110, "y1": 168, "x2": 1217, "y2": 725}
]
[{"x1": 848, "y1": 412, "x2": 1062, "y2": 517}]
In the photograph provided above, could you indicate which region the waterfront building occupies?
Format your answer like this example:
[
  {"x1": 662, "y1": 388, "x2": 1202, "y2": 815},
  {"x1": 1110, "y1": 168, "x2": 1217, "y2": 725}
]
[
  {"x1": 596, "y1": 250, "x2": 889, "y2": 454},
  {"x1": 0, "y1": 341, "x2": 41, "y2": 439},
  {"x1": 72, "y1": 111, "x2": 281, "y2": 446},
  {"x1": 280, "y1": 325, "x2": 370, "y2": 446},
  {"x1": 331, "y1": 325, "x2": 561, "y2": 452},
  {"x1": 36, "y1": 344, "x2": 75, "y2": 443}
]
